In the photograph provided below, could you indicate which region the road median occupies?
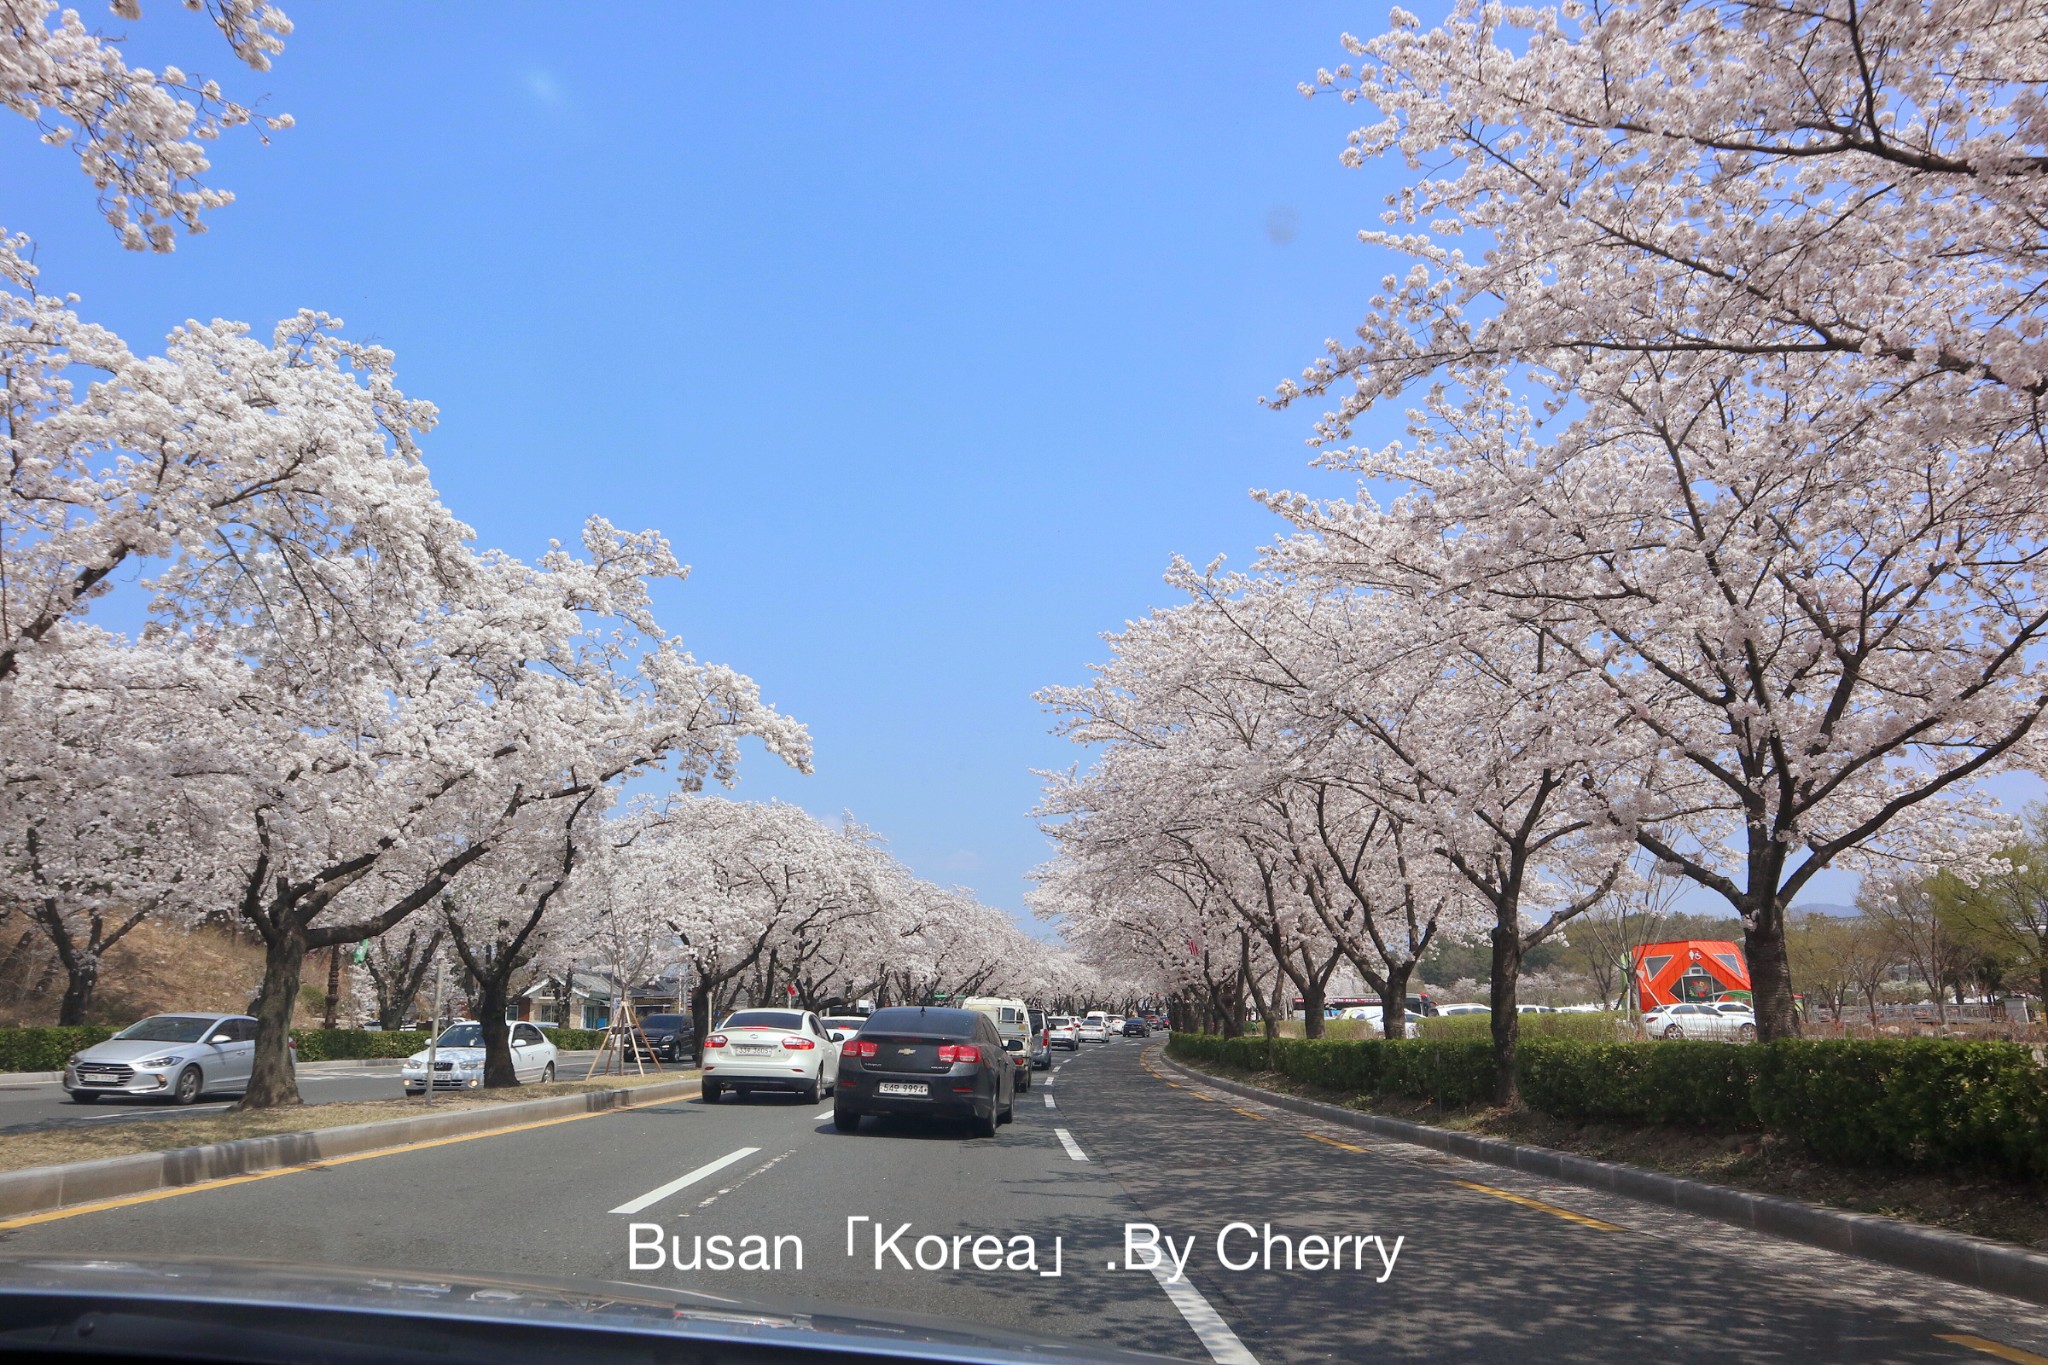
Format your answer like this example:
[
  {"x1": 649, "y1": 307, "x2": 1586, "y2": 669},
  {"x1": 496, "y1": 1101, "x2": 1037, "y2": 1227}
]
[
  {"x1": 1156, "y1": 1045, "x2": 2048, "y2": 1309},
  {"x1": 0, "y1": 1072, "x2": 699, "y2": 1223}
]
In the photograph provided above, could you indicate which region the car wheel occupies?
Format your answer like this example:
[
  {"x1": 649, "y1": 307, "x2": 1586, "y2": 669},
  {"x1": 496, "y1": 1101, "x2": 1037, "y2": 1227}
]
[
  {"x1": 971, "y1": 1105, "x2": 998, "y2": 1139},
  {"x1": 800, "y1": 1077, "x2": 821, "y2": 1106},
  {"x1": 1663, "y1": 1024, "x2": 1685, "y2": 1040},
  {"x1": 171, "y1": 1066, "x2": 203, "y2": 1105},
  {"x1": 833, "y1": 1106, "x2": 860, "y2": 1133},
  {"x1": 999, "y1": 1091, "x2": 1015, "y2": 1125},
  {"x1": 1737, "y1": 1024, "x2": 1757, "y2": 1042},
  {"x1": 541, "y1": 1062, "x2": 555, "y2": 1084},
  {"x1": 1017, "y1": 1069, "x2": 1029, "y2": 1094},
  {"x1": 67, "y1": 1091, "x2": 99, "y2": 1104},
  {"x1": 702, "y1": 1081, "x2": 723, "y2": 1103}
]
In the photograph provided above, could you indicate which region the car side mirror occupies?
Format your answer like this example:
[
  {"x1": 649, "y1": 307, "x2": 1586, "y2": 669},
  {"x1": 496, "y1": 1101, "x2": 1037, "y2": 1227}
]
[
  {"x1": 830, "y1": 1032, "x2": 847, "y2": 1043},
  {"x1": 1003, "y1": 1039, "x2": 1024, "y2": 1051},
  {"x1": 209, "y1": 1033, "x2": 233, "y2": 1045}
]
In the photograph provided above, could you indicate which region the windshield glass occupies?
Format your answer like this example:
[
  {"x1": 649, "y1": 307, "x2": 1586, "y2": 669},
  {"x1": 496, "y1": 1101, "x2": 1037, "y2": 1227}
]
[
  {"x1": 638, "y1": 1015, "x2": 683, "y2": 1031},
  {"x1": 111, "y1": 1016, "x2": 215, "y2": 1043},
  {"x1": 721, "y1": 1011, "x2": 801, "y2": 1031},
  {"x1": 435, "y1": 1024, "x2": 485, "y2": 1047}
]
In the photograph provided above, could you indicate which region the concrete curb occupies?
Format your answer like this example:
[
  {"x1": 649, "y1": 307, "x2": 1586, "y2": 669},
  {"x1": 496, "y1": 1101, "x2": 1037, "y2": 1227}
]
[
  {"x1": 0, "y1": 1075, "x2": 700, "y2": 1222},
  {"x1": 1156, "y1": 1048, "x2": 2048, "y2": 1309}
]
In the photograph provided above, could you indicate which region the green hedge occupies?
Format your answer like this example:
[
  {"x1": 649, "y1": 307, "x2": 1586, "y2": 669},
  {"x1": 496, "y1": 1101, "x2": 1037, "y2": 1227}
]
[
  {"x1": 288, "y1": 1029, "x2": 431, "y2": 1060},
  {"x1": 548, "y1": 1028, "x2": 606, "y2": 1051},
  {"x1": 1516, "y1": 1039, "x2": 1758, "y2": 1131},
  {"x1": 0, "y1": 1026, "x2": 116, "y2": 1072},
  {"x1": 1166, "y1": 1032, "x2": 2048, "y2": 1182},
  {"x1": 1751, "y1": 1040, "x2": 2048, "y2": 1182}
]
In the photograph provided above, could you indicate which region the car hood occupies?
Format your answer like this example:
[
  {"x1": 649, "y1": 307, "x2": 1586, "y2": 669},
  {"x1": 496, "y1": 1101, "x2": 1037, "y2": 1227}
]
[
  {"x1": 406, "y1": 1047, "x2": 486, "y2": 1064},
  {"x1": 0, "y1": 1254, "x2": 1192, "y2": 1365},
  {"x1": 75, "y1": 1038, "x2": 208, "y2": 1064}
]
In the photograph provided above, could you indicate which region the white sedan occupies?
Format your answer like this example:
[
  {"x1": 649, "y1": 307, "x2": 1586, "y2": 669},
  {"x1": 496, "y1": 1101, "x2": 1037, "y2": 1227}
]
[
  {"x1": 1644, "y1": 1002, "x2": 1756, "y2": 1041},
  {"x1": 1077, "y1": 1015, "x2": 1109, "y2": 1042},
  {"x1": 402, "y1": 1020, "x2": 557, "y2": 1093},
  {"x1": 701, "y1": 1008, "x2": 841, "y2": 1103}
]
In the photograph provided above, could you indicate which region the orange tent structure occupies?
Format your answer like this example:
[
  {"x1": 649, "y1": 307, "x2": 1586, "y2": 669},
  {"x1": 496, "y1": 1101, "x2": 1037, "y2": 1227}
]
[{"x1": 1631, "y1": 940, "x2": 1750, "y2": 1009}]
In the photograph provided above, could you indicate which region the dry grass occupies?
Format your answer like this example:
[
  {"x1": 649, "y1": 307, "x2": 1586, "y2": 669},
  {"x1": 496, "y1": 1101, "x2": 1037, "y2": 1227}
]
[
  {"x1": 1195, "y1": 1063, "x2": 2048, "y2": 1252},
  {"x1": 0, "y1": 1069, "x2": 696, "y2": 1175}
]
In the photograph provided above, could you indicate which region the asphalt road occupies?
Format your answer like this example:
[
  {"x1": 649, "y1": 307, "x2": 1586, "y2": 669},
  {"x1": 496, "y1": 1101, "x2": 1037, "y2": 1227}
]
[
  {"x1": 1, "y1": 1036, "x2": 2045, "y2": 1364},
  {"x1": 0, "y1": 1052, "x2": 607, "y2": 1135}
]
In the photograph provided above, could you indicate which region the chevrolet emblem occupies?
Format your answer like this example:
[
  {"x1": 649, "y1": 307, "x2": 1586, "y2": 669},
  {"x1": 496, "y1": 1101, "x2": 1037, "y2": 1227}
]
[{"x1": 898, "y1": 1047, "x2": 916, "y2": 1055}]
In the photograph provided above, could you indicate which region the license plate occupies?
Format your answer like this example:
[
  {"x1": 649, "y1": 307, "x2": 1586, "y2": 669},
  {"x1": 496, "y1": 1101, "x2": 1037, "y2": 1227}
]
[
  {"x1": 734, "y1": 1046, "x2": 774, "y2": 1056},
  {"x1": 877, "y1": 1082, "x2": 928, "y2": 1096},
  {"x1": 82, "y1": 1077, "x2": 118, "y2": 1086}
]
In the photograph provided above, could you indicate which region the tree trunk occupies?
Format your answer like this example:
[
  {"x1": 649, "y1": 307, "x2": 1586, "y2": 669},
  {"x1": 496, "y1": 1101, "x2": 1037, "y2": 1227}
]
[
  {"x1": 1379, "y1": 960, "x2": 1413, "y2": 1041},
  {"x1": 689, "y1": 976, "x2": 713, "y2": 1047},
  {"x1": 1487, "y1": 921, "x2": 1523, "y2": 1108},
  {"x1": 238, "y1": 925, "x2": 308, "y2": 1109},
  {"x1": 321, "y1": 947, "x2": 342, "y2": 1030},
  {"x1": 475, "y1": 975, "x2": 517, "y2": 1088},
  {"x1": 1298, "y1": 973, "x2": 1327, "y2": 1039},
  {"x1": 56, "y1": 957, "x2": 97, "y2": 1026},
  {"x1": 1744, "y1": 911, "x2": 1801, "y2": 1041}
]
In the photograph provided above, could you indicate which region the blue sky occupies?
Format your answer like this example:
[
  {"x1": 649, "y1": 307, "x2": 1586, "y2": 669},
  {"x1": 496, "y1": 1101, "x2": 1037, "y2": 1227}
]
[
  {"x1": 14, "y1": 3, "x2": 2014, "y2": 926},
  {"x1": 5, "y1": 4, "x2": 1396, "y2": 929}
]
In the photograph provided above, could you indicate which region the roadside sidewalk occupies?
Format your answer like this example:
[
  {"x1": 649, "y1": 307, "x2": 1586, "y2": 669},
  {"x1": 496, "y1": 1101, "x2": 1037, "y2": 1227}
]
[{"x1": 1157, "y1": 1045, "x2": 2048, "y2": 1309}]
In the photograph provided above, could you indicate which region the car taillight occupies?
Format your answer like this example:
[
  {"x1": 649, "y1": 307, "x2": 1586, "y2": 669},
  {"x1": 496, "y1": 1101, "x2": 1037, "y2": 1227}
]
[
  {"x1": 847, "y1": 1040, "x2": 877, "y2": 1058},
  {"x1": 782, "y1": 1036, "x2": 816, "y2": 1049},
  {"x1": 937, "y1": 1044, "x2": 978, "y2": 1065},
  {"x1": 705, "y1": 1034, "x2": 727, "y2": 1048}
]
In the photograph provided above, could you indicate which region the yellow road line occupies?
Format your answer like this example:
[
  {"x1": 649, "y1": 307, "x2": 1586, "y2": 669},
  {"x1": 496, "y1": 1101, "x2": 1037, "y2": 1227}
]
[
  {"x1": 1940, "y1": 1335, "x2": 2048, "y2": 1364},
  {"x1": 1452, "y1": 1180, "x2": 1627, "y2": 1231},
  {"x1": 1187, "y1": 1091, "x2": 1219, "y2": 1102},
  {"x1": 1231, "y1": 1107, "x2": 1269, "y2": 1121},
  {"x1": 1303, "y1": 1132, "x2": 1367, "y2": 1153},
  {"x1": 0, "y1": 1085, "x2": 697, "y2": 1232}
]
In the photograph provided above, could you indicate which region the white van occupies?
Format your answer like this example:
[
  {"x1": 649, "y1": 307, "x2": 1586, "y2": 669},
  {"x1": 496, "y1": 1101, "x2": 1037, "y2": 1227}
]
[{"x1": 961, "y1": 996, "x2": 1034, "y2": 1093}]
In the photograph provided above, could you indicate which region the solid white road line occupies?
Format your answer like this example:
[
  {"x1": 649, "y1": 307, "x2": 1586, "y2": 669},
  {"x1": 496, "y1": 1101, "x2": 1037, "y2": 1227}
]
[
  {"x1": 1043, "y1": 1093, "x2": 1056, "y2": 1108},
  {"x1": 814, "y1": 1109, "x2": 834, "y2": 1120},
  {"x1": 1150, "y1": 1265, "x2": 1262, "y2": 1365},
  {"x1": 610, "y1": 1146, "x2": 761, "y2": 1214},
  {"x1": 1054, "y1": 1127, "x2": 1089, "y2": 1162}
]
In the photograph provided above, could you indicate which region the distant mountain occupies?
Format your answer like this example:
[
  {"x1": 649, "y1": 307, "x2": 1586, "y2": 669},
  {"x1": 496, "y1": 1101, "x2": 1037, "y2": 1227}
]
[{"x1": 1792, "y1": 901, "x2": 1858, "y2": 918}]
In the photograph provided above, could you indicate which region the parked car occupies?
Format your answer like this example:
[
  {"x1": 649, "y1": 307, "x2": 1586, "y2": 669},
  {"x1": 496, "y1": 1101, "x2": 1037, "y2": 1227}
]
[
  {"x1": 1078, "y1": 1012, "x2": 1110, "y2": 1042},
  {"x1": 1643, "y1": 1001, "x2": 1756, "y2": 1041},
  {"x1": 1047, "y1": 1015, "x2": 1080, "y2": 1049},
  {"x1": 1438, "y1": 1003, "x2": 1491, "y2": 1017},
  {"x1": 1027, "y1": 1008, "x2": 1052, "y2": 1069},
  {"x1": 401, "y1": 1021, "x2": 558, "y2": 1093},
  {"x1": 1121, "y1": 1017, "x2": 1150, "y2": 1037},
  {"x1": 630, "y1": 1012, "x2": 695, "y2": 1063},
  {"x1": 832, "y1": 1005, "x2": 1016, "y2": 1137},
  {"x1": 1338, "y1": 1006, "x2": 1421, "y2": 1038},
  {"x1": 65, "y1": 1013, "x2": 276, "y2": 1105},
  {"x1": 701, "y1": 1008, "x2": 841, "y2": 1103},
  {"x1": 961, "y1": 996, "x2": 1034, "y2": 1092}
]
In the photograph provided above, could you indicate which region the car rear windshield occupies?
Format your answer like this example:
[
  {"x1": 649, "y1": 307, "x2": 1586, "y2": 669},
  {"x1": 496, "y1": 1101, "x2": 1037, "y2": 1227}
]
[
  {"x1": 112, "y1": 1015, "x2": 216, "y2": 1043},
  {"x1": 722, "y1": 1010, "x2": 802, "y2": 1031},
  {"x1": 861, "y1": 1007, "x2": 979, "y2": 1035}
]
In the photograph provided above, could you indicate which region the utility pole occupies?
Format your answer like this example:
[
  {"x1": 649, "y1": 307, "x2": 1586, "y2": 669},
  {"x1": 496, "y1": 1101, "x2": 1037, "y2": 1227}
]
[{"x1": 423, "y1": 961, "x2": 445, "y2": 1108}]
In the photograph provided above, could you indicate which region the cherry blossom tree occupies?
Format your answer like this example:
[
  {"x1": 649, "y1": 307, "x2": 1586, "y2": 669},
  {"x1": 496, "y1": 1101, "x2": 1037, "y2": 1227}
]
[
  {"x1": 5, "y1": 0, "x2": 293, "y2": 252},
  {"x1": 1281, "y1": 0, "x2": 2048, "y2": 470},
  {"x1": 219, "y1": 518, "x2": 808, "y2": 1108},
  {"x1": 0, "y1": 626, "x2": 243, "y2": 1021}
]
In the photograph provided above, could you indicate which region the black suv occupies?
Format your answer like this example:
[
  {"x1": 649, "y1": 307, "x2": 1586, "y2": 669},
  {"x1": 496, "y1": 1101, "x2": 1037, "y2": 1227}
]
[{"x1": 633, "y1": 1013, "x2": 696, "y2": 1063}]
